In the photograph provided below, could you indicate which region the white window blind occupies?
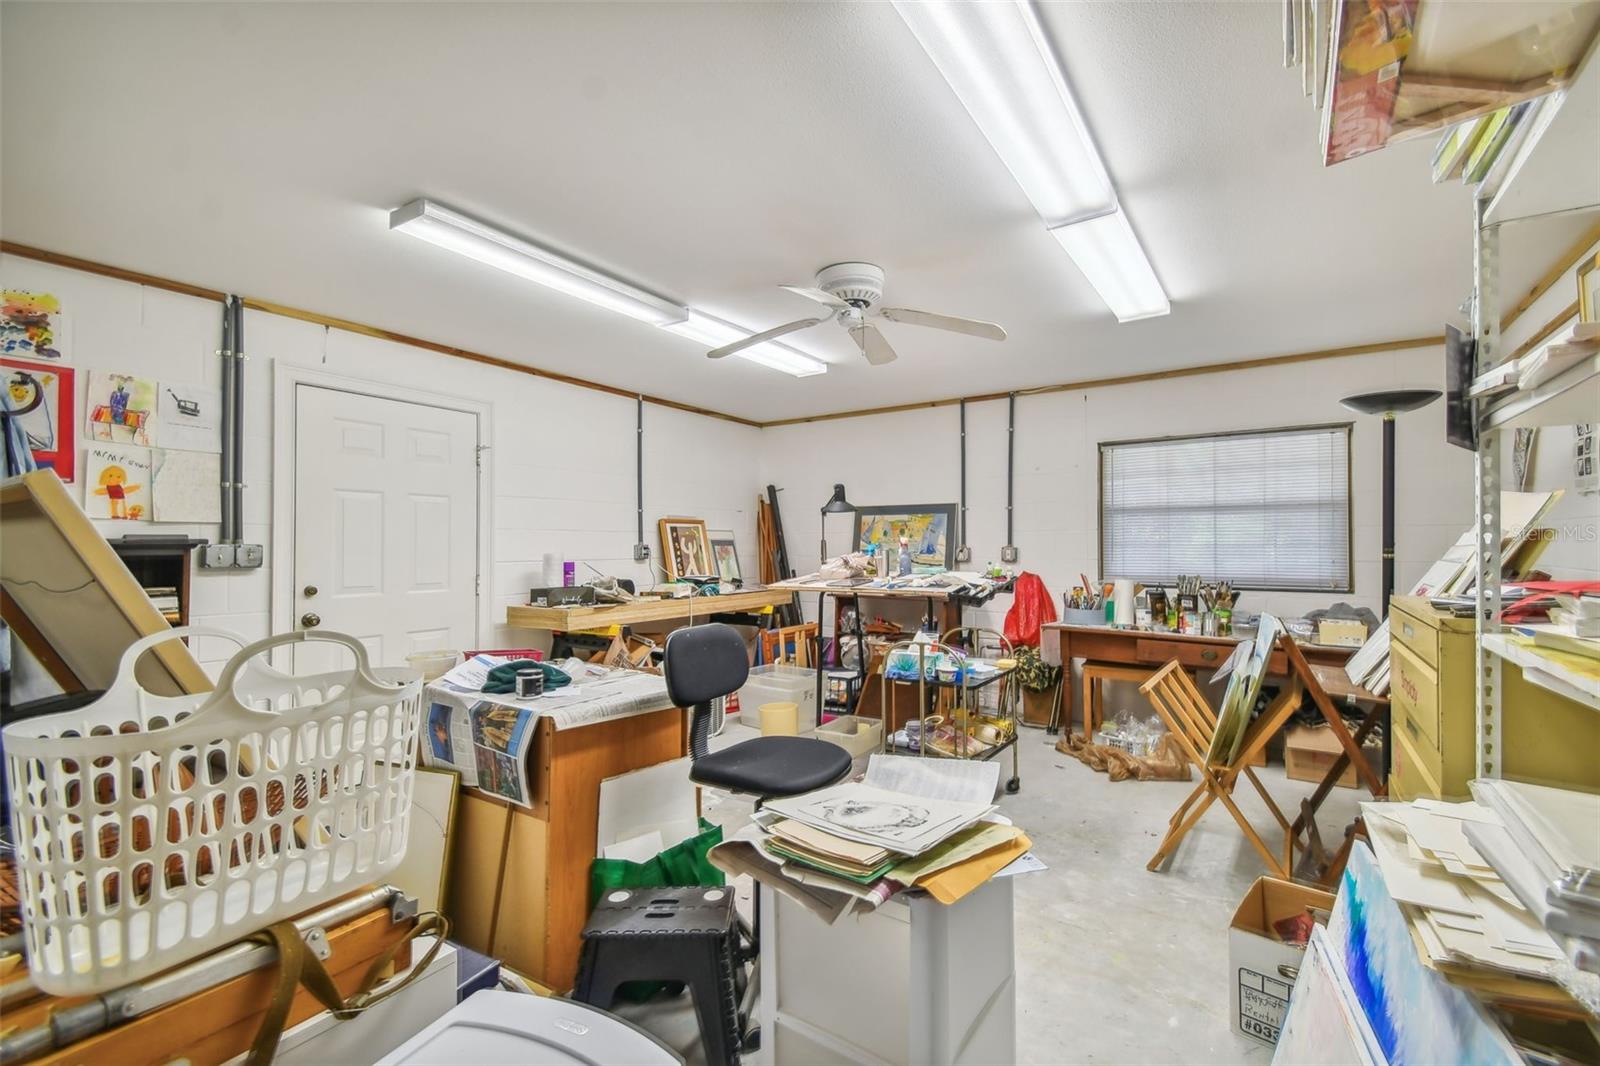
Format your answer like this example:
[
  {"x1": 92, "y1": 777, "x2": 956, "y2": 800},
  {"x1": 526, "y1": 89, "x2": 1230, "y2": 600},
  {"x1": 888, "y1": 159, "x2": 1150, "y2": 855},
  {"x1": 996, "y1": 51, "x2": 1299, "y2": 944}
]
[{"x1": 1100, "y1": 424, "x2": 1352, "y2": 591}]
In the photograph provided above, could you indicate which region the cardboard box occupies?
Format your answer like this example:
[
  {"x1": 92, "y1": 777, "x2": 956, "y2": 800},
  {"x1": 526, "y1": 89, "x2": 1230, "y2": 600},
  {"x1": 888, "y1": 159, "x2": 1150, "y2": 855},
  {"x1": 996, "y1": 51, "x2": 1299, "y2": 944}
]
[
  {"x1": 816, "y1": 714, "x2": 883, "y2": 758},
  {"x1": 1317, "y1": 618, "x2": 1368, "y2": 648},
  {"x1": 1229, "y1": 877, "x2": 1336, "y2": 1046},
  {"x1": 1284, "y1": 725, "x2": 1380, "y2": 789}
]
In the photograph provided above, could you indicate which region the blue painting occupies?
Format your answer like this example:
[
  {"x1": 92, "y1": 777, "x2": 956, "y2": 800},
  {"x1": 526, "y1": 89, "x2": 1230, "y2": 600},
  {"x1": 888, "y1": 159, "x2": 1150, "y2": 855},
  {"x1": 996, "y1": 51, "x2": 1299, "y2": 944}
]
[{"x1": 1325, "y1": 842, "x2": 1518, "y2": 1065}]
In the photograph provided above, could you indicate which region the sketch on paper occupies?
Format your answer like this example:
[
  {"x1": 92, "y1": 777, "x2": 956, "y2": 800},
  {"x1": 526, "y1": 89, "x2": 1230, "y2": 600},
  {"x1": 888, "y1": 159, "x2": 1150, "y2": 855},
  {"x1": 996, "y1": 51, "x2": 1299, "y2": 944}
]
[
  {"x1": 0, "y1": 290, "x2": 68, "y2": 361},
  {"x1": 151, "y1": 448, "x2": 220, "y2": 523},
  {"x1": 853, "y1": 503, "x2": 958, "y2": 569},
  {"x1": 3, "y1": 358, "x2": 75, "y2": 481},
  {"x1": 86, "y1": 371, "x2": 158, "y2": 446},
  {"x1": 817, "y1": 797, "x2": 930, "y2": 833},
  {"x1": 157, "y1": 381, "x2": 221, "y2": 453},
  {"x1": 1576, "y1": 424, "x2": 1597, "y2": 496},
  {"x1": 709, "y1": 530, "x2": 741, "y2": 582},
  {"x1": 85, "y1": 444, "x2": 151, "y2": 522}
]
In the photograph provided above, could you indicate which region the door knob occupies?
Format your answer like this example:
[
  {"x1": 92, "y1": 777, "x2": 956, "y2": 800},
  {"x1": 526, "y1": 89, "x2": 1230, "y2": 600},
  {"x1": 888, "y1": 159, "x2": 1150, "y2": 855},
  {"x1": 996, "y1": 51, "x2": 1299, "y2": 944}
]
[{"x1": 300, "y1": 612, "x2": 322, "y2": 628}]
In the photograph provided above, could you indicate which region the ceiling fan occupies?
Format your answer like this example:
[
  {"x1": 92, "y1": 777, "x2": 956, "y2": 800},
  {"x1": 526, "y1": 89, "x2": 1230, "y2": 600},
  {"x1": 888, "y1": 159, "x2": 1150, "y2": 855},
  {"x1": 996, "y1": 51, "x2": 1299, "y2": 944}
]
[{"x1": 706, "y1": 262, "x2": 1007, "y2": 366}]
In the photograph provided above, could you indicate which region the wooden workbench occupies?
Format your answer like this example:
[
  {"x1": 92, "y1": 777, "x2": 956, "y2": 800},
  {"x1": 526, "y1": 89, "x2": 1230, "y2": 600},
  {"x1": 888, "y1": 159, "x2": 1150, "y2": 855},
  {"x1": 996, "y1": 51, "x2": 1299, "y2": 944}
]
[
  {"x1": 1041, "y1": 622, "x2": 1356, "y2": 733},
  {"x1": 504, "y1": 586, "x2": 795, "y2": 631}
]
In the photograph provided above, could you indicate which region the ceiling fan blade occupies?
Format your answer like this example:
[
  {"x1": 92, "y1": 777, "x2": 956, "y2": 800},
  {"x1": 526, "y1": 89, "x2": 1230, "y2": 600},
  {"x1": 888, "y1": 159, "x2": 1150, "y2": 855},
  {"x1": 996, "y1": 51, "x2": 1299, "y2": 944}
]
[
  {"x1": 781, "y1": 285, "x2": 851, "y2": 311},
  {"x1": 707, "y1": 316, "x2": 828, "y2": 359},
  {"x1": 876, "y1": 306, "x2": 1007, "y2": 342},
  {"x1": 850, "y1": 322, "x2": 899, "y2": 366}
]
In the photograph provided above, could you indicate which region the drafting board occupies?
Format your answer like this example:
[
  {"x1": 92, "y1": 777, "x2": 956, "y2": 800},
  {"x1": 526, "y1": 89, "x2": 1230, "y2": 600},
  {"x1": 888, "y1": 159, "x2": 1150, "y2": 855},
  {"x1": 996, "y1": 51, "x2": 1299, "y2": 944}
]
[{"x1": 0, "y1": 469, "x2": 209, "y2": 696}]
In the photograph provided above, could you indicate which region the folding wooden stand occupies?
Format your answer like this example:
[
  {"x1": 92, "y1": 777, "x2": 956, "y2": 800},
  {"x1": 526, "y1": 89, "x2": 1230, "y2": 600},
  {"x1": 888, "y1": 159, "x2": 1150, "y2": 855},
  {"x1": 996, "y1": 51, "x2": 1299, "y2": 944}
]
[
  {"x1": 1140, "y1": 661, "x2": 1302, "y2": 879},
  {"x1": 1141, "y1": 634, "x2": 1389, "y2": 882}
]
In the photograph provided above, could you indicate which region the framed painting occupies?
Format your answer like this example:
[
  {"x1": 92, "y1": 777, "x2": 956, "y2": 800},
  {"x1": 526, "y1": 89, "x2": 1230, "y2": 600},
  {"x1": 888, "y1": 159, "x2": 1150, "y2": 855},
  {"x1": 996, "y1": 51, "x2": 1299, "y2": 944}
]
[
  {"x1": 1578, "y1": 251, "x2": 1599, "y2": 323},
  {"x1": 708, "y1": 529, "x2": 741, "y2": 583},
  {"x1": 853, "y1": 503, "x2": 959, "y2": 570},
  {"x1": 659, "y1": 516, "x2": 713, "y2": 580}
]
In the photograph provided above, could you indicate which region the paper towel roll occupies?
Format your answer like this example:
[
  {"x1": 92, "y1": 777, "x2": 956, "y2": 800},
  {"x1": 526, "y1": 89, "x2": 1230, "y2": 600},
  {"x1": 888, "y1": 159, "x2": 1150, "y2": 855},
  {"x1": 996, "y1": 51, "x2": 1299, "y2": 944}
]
[
  {"x1": 1113, "y1": 578, "x2": 1136, "y2": 626},
  {"x1": 542, "y1": 553, "x2": 561, "y2": 587},
  {"x1": 759, "y1": 702, "x2": 799, "y2": 737}
]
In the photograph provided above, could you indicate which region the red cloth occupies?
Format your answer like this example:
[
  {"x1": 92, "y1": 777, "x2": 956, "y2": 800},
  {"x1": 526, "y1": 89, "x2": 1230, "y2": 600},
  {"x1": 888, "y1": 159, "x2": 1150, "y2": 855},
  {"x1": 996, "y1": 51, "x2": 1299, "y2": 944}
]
[{"x1": 1003, "y1": 572, "x2": 1057, "y2": 648}]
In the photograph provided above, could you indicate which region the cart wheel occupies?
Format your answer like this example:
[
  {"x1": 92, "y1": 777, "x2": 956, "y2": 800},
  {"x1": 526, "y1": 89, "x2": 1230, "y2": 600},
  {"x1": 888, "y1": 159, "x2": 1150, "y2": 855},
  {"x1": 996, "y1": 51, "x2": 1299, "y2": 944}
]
[{"x1": 1005, "y1": 778, "x2": 1021, "y2": 794}]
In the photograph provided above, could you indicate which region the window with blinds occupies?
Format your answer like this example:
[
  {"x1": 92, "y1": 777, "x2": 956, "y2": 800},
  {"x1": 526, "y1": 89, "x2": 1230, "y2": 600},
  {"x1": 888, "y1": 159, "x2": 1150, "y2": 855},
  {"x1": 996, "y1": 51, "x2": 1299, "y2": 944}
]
[{"x1": 1099, "y1": 424, "x2": 1352, "y2": 592}]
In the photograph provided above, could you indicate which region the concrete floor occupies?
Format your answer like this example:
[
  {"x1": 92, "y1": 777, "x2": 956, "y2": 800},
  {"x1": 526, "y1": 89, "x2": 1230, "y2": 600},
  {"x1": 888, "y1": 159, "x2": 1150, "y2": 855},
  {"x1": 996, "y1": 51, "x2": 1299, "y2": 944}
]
[{"x1": 615, "y1": 724, "x2": 1363, "y2": 1064}]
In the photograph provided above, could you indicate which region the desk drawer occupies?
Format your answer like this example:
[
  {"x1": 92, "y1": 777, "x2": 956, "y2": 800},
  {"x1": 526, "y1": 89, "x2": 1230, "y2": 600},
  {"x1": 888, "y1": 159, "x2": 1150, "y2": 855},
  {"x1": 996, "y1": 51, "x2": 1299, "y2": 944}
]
[
  {"x1": 1390, "y1": 719, "x2": 1450, "y2": 801},
  {"x1": 1390, "y1": 640, "x2": 1443, "y2": 758},
  {"x1": 1391, "y1": 608, "x2": 1442, "y2": 671},
  {"x1": 1133, "y1": 638, "x2": 1229, "y2": 669}
]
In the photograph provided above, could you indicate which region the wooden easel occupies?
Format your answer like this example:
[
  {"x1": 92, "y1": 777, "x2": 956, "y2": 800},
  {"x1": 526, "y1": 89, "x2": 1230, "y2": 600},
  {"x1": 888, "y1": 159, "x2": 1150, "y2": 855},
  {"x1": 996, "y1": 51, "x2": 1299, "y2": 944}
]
[{"x1": 1141, "y1": 659, "x2": 1302, "y2": 879}]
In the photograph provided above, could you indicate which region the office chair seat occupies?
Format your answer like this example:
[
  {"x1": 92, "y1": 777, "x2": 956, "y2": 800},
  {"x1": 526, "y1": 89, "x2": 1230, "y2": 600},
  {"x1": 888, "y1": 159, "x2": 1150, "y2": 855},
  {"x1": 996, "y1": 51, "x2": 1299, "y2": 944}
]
[{"x1": 688, "y1": 735, "x2": 853, "y2": 798}]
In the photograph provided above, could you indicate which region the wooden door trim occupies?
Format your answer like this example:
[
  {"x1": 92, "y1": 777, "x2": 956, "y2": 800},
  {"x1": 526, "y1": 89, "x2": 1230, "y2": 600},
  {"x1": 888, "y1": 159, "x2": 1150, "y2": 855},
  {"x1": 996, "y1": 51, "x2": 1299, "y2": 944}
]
[{"x1": 271, "y1": 364, "x2": 493, "y2": 666}]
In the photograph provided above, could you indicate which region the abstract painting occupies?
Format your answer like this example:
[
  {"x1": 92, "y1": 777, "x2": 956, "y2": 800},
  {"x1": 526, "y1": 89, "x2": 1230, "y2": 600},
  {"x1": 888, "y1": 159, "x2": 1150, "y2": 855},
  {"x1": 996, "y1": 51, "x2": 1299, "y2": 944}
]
[
  {"x1": 853, "y1": 503, "x2": 958, "y2": 569},
  {"x1": 157, "y1": 381, "x2": 221, "y2": 453},
  {"x1": 85, "y1": 444, "x2": 152, "y2": 522},
  {"x1": 0, "y1": 290, "x2": 68, "y2": 361},
  {"x1": 151, "y1": 448, "x2": 220, "y2": 523},
  {"x1": 3, "y1": 358, "x2": 74, "y2": 482},
  {"x1": 1326, "y1": 841, "x2": 1519, "y2": 1065},
  {"x1": 1274, "y1": 926, "x2": 1381, "y2": 1065},
  {"x1": 86, "y1": 371, "x2": 158, "y2": 446},
  {"x1": 659, "y1": 516, "x2": 712, "y2": 580}
]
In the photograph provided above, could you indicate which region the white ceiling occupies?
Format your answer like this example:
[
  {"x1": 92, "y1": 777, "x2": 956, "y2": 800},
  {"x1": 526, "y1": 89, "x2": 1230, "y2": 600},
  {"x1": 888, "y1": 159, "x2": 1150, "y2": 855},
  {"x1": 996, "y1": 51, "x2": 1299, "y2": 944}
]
[{"x1": 1, "y1": 2, "x2": 1501, "y2": 422}]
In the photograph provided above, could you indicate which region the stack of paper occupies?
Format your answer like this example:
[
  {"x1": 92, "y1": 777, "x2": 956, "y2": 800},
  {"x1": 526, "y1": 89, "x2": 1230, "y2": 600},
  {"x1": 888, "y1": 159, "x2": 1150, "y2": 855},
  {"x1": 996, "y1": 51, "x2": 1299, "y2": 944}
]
[{"x1": 1518, "y1": 322, "x2": 1600, "y2": 391}]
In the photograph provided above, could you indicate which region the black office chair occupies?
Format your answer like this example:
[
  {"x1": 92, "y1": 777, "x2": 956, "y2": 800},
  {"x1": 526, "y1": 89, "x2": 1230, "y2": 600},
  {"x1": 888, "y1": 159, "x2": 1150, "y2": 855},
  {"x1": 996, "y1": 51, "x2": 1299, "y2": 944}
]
[{"x1": 663, "y1": 622, "x2": 853, "y2": 799}]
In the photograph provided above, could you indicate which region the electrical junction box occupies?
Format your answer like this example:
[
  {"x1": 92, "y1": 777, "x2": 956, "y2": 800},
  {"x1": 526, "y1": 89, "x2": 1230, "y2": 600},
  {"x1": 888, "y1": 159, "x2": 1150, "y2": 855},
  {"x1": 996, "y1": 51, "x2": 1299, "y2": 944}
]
[
  {"x1": 236, "y1": 544, "x2": 264, "y2": 568},
  {"x1": 1000, "y1": 545, "x2": 1019, "y2": 564},
  {"x1": 633, "y1": 544, "x2": 651, "y2": 562},
  {"x1": 955, "y1": 546, "x2": 972, "y2": 563},
  {"x1": 200, "y1": 544, "x2": 236, "y2": 569}
]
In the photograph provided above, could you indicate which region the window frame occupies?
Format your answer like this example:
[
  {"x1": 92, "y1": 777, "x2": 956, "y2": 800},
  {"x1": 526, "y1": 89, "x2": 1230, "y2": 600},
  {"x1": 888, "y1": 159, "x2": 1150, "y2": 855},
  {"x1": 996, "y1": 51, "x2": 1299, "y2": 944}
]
[{"x1": 1096, "y1": 421, "x2": 1355, "y2": 594}]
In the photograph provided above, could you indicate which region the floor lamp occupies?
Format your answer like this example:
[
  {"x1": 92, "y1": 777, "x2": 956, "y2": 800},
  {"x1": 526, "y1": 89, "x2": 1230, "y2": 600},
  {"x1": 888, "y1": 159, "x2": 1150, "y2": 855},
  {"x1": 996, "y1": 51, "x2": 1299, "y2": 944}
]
[
  {"x1": 816, "y1": 484, "x2": 857, "y2": 723},
  {"x1": 1340, "y1": 389, "x2": 1441, "y2": 618}
]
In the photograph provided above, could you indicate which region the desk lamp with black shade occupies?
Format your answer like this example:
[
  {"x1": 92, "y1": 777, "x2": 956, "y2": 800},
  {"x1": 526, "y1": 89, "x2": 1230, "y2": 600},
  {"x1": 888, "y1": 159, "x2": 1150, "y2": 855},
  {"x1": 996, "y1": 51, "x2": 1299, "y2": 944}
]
[{"x1": 1340, "y1": 389, "x2": 1441, "y2": 618}]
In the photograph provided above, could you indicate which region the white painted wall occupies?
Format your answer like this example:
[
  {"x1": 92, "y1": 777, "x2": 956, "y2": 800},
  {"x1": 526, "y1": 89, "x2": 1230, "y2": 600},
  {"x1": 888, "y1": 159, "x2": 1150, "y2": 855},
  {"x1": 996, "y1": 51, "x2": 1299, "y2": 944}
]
[
  {"x1": 758, "y1": 345, "x2": 1481, "y2": 638},
  {"x1": 2, "y1": 253, "x2": 762, "y2": 674}
]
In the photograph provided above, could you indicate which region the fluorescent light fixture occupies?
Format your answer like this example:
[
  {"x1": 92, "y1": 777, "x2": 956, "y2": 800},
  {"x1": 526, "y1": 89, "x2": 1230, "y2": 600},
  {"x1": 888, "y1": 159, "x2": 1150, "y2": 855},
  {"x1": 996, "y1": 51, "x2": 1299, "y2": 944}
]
[
  {"x1": 390, "y1": 198, "x2": 687, "y2": 327},
  {"x1": 662, "y1": 311, "x2": 828, "y2": 378},
  {"x1": 893, "y1": 0, "x2": 1170, "y2": 321},
  {"x1": 1048, "y1": 209, "x2": 1169, "y2": 322}
]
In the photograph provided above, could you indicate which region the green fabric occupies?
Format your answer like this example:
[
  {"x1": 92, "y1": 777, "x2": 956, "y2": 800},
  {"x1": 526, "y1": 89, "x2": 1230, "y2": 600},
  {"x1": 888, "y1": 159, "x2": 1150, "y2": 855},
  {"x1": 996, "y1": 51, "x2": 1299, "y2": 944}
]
[
  {"x1": 588, "y1": 820, "x2": 726, "y2": 1003},
  {"x1": 481, "y1": 659, "x2": 571, "y2": 695},
  {"x1": 1014, "y1": 646, "x2": 1060, "y2": 692}
]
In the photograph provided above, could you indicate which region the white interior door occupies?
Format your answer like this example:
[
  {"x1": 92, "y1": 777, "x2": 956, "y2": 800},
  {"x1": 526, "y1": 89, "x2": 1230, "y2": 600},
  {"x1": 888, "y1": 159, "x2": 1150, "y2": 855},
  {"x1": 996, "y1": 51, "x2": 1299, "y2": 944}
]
[{"x1": 292, "y1": 385, "x2": 479, "y2": 674}]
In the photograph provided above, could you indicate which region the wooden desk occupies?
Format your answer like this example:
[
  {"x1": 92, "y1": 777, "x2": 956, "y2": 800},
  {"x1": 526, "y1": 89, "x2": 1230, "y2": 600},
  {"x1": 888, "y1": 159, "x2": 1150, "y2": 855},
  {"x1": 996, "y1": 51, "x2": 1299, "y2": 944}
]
[
  {"x1": 445, "y1": 703, "x2": 688, "y2": 992},
  {"x1": 1042, "y1": 623, "x2": 1355, "y2": 734},
  {"x1": 505, "y1": 586, "x2": 795, "y2": 631}
]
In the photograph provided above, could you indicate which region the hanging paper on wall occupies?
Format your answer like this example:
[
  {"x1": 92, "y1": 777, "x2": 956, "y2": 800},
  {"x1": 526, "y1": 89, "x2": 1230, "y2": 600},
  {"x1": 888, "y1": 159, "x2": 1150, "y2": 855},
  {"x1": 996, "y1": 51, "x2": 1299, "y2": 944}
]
[
  {"x1": 151, "y1": 448, "x2": 220, "y2": 523},
  {"x1": 156, "y1": 381, "x2": 221, "y2": 453},
  {"x1": 86, "y1": 371, "x2": 158, "y2": 446},
  {"x1": 2, "y1": 357, "x2": 75, "y2": 482},
  {"x1": 85, "y1": 444, "x2": 152, "y2": 522},
  {"x1": 0, "y1": 290, "x2": 69, "y2": 361}
]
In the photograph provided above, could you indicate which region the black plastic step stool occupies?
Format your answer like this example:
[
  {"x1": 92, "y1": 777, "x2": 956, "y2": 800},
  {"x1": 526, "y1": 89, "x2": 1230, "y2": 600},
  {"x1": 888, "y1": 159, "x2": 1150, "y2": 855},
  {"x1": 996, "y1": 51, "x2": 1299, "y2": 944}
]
[{"x1": 572, "y1": 886, "x2": 743, "y2": 1066}]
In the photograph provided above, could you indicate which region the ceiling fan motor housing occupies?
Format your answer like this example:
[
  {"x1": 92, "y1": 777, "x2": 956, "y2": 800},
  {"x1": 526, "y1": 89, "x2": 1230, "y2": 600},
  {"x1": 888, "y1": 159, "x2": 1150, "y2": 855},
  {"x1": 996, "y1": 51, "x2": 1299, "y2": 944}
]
[{"x1": 816, "y1": 261, "x2": 885, "y2": 310}]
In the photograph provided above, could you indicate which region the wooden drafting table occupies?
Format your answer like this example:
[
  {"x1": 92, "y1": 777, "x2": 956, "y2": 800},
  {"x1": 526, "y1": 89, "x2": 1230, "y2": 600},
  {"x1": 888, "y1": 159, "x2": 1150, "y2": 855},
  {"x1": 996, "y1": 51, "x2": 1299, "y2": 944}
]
[
  {"x1": 504, "y1": 586, "x2": 795, "y2": 633},
  {"x1": 1041, "y1": 622, "x2": 1356, "y2": 735}
]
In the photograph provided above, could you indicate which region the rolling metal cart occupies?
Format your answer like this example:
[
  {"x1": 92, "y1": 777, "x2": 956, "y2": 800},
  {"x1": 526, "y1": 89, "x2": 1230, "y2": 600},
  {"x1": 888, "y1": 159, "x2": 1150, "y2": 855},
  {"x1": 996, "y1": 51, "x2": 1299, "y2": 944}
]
[{"x1": 878, "y1": 631, "x2": 1021, "y2": 794}]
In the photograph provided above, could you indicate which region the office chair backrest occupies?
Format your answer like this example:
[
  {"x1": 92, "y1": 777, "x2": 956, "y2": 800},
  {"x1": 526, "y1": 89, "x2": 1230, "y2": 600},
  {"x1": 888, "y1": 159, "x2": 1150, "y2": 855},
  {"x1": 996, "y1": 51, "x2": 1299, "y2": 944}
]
[{"x1": 663, "y1": 623, "x2": 750, "y2": 760}]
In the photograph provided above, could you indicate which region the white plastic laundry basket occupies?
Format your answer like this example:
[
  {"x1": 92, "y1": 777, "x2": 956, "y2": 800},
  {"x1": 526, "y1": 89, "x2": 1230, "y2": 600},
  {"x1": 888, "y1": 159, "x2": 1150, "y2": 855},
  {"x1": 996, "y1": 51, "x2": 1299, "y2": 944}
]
[{"x1": 2, "y1": 627, "x2": 423, "y2": 996}]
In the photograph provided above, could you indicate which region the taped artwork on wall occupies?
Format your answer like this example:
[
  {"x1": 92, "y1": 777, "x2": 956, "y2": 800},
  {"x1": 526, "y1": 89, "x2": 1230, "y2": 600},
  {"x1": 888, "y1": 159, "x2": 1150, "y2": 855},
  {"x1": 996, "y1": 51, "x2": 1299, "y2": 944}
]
[
  {"x1": 3, "y1": 357, "x2": 74, "y2": 482},
  {"x1": 85, "y1": 444, "x2": 151, "y2": 522},
  {"x1": 86, "y1": 371, "x2": 158, "y2": 446},
  {"x1": 0, "y1": 290, "x2": 69, "y2": 361},
  {"x1": 151, "y1": 448, "x2": 220, "y2": 523},
  {"x1": 157, "y1": 381, "x2": 221, "y2": 453}
]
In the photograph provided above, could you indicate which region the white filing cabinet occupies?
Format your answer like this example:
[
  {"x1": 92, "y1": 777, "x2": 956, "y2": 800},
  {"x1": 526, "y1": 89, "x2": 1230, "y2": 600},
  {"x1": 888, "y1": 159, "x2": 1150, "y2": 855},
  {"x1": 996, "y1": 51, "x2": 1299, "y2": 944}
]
[{"x1": 755, "y1": 878, "x2": 1016, "y2": 1066}]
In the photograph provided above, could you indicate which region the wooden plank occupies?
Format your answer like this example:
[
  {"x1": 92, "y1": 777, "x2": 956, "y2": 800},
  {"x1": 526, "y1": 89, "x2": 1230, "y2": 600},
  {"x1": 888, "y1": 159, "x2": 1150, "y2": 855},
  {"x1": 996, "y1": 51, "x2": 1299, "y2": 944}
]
[
  {"x1": 30, "y1": 906, "x2": 413, "y2": 1066},
  {"x1": 505, "y1": 586, "x2": 793, "y2": 631}
]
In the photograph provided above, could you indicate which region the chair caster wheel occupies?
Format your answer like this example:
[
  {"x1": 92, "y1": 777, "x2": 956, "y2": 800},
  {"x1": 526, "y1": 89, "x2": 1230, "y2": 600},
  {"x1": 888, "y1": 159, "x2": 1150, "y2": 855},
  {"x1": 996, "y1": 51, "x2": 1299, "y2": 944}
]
[{"x1": 1005, "y1": 778, "x2": 1021, "y2": 794}]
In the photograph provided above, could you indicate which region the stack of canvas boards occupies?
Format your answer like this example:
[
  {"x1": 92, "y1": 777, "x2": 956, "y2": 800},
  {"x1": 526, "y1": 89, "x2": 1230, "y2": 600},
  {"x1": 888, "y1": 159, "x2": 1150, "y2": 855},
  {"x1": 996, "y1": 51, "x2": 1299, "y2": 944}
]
[
  {"x1": 1344, "y1": 490, "x2": 1564, "y2": 696},
  {"x1": 1360, "y1": 792, "x2": 1597, "y2": 1018}
]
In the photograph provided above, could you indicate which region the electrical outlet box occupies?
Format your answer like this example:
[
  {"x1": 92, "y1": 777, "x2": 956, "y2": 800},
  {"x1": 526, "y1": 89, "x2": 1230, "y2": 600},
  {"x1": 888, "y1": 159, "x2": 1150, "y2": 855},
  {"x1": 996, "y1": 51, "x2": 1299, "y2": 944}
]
[
  {"x1": 633, "y1": 544, "x2": 651, "y2": 562},
  {"x1": 200, "y1": 544, "x2": 236, "y2": 569},
  {"x1": 1000, "y1": 545, "x2": 1019, "y2": 564},
  {"x1": 236, "y1": 544, "x2": 264, "y2": 568},
  {"x1": 955, "y1": 546, "x2": 972, "y2": 564}
]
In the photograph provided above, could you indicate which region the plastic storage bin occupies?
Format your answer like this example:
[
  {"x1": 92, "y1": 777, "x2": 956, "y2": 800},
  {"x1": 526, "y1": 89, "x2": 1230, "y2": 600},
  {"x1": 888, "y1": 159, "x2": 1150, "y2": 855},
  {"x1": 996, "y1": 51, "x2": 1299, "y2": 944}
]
[
  {"x1": 738, "y1": 664, "x2": 819, "y2": 733},
  {"x1": 2, "y1": 626, "x2": 423, "y2": 996}
]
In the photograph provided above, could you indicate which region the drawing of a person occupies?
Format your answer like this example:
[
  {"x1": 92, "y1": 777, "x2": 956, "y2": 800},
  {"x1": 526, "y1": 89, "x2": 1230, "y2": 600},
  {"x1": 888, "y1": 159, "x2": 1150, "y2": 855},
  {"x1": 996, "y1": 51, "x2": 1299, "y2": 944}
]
[
  {"x1": 94, "y1": 464, "x2": 141, "y2": 519},
  {"x1": 109, "y1": 379, "x2": 131, "y2": 427}
]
